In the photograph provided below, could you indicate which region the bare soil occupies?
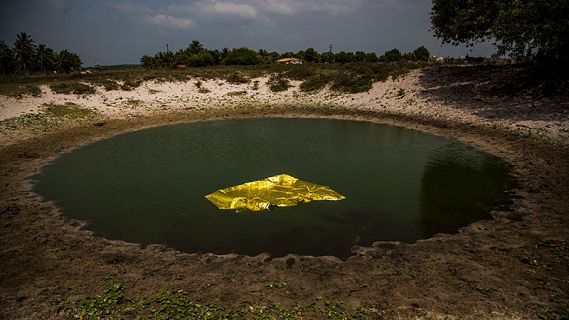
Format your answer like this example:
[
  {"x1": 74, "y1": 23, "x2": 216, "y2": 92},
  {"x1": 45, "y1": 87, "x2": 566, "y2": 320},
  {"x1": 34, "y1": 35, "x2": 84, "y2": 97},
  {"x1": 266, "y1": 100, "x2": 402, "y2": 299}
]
[{"x1": 1, "y1": 66, "x2": 568, "y2": 319}]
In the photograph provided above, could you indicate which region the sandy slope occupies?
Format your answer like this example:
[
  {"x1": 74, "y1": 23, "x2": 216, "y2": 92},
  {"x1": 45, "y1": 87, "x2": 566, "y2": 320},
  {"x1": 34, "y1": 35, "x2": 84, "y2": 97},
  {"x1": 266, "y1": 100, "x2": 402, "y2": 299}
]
[{"x1": 1, "y1": 67, "x2": 568, "y2": 145}]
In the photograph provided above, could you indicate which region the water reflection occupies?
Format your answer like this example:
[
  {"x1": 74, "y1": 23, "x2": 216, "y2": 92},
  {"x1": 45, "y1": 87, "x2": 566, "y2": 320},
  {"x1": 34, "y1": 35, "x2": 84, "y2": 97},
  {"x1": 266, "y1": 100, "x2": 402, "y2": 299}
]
[
  {"x1": 33, "y1": 118, "x2": 512, "y2": 259},
  {"x1": 419, "y1": 145, "x2": 512, "y2": 238}
]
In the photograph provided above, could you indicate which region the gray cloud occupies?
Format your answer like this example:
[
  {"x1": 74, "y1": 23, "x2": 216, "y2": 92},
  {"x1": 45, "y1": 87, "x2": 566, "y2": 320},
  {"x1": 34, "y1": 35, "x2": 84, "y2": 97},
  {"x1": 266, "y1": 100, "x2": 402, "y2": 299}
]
[
  {"x1": 0, "y1": 0, "x2": 497, "y2": 65},
  {"x1": 146, "y1": 14, "x2": 195, "y2": 29}
]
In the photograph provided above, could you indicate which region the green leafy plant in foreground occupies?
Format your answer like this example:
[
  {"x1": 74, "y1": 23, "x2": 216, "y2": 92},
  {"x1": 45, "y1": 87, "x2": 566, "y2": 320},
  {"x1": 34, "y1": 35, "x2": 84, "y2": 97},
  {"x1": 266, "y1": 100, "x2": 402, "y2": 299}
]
[{"x1": 64, "y1": 281, "x2": 375, "y2": 319}]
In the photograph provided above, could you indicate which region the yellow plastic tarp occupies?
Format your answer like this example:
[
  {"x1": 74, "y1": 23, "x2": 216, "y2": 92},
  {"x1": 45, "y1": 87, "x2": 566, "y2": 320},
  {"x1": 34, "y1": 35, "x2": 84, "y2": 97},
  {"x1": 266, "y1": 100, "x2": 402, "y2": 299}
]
[{"x1": 205, "y1": 174, "x2": 345, "y2": 212}]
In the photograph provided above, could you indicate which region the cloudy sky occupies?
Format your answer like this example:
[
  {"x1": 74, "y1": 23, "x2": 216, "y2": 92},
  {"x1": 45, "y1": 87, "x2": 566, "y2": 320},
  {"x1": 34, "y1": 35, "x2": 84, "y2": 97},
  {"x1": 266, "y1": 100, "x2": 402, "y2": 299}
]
[{"x1": 0, "y1": 0, "x2": 494, "y2": 66}]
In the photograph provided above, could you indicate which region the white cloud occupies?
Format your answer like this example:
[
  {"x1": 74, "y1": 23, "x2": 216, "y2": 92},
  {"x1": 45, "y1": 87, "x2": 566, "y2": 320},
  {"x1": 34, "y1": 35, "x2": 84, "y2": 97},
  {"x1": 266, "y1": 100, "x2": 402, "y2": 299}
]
[
  {"x1": 146, "y1": 14, "x2": 195, "y2": 29},
  {"x1": 170, "y1": 1, "x2": 258, "y2": 20},
  {"x1": 175, "y1": 0, "x2": 361, "y2": 19},
  {"x1": 195, "y1": 0, "x2": 258, "y2": 19},
  {"x1": 254, "y1": 0, "x2": 362, "y2": 15}
]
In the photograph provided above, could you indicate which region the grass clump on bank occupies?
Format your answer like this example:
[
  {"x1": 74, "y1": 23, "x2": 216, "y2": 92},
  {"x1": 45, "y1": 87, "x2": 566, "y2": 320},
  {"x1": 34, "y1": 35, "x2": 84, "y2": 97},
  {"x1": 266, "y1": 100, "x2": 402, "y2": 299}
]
[
  {"x1": 63, "y1": 280, "x2": 375, "y2": 320},
  {"x1": 0, "y1": 84, "x2": 42, "y2": 98},
  {"x1": 90, "y1": 79, "x2": 120, "y2": 91},
  {"x1": 268, "y1": 75, "x2": 292, "y2": 92},
  {"x1": 330, "y1": 73, "x2": 373, "y2": 93},
  {"x1": 300, "y1": 75, "x2": 329, "y2": 93},
  {"x1": 120, "y1": 79, "x2": 143, "y2": 91},
  {"x1": 226, "y1": 72, "x2": 251, "y2": 84},
  {"x1": 49, "y1": 82, "x2": 97, "y2": 95},
  {"x1": 43, "y1": 102, "x2": 98, "y2": 119},
  {"x1": 0, "y1": 102, "x2": 98, "y2": 133}
]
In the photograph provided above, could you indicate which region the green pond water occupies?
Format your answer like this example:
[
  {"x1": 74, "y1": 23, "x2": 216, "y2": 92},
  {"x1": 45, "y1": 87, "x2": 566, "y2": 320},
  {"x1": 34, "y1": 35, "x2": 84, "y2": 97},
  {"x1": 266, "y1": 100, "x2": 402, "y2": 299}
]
[{"x1": 33, "y1": 118, "x2": 513, "y2": 259}]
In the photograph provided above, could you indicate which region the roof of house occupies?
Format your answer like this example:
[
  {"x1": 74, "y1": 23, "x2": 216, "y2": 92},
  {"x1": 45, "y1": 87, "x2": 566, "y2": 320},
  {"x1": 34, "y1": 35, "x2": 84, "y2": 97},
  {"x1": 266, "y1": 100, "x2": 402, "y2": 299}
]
[{"x1": 276, "y1": 57, "x2": 303, "y2": 63}]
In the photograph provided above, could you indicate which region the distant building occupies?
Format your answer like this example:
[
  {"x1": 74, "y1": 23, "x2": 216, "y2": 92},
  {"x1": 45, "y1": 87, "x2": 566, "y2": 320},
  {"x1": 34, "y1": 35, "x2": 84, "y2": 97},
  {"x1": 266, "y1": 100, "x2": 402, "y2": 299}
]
[{"x1": 276, "y1": 57, "x2": 304, "y2": 64}]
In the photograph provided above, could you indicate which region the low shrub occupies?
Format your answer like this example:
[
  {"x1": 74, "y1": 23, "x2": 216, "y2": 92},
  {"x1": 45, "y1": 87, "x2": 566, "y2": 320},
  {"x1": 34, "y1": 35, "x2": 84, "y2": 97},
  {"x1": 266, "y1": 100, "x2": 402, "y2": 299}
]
[
  {"x1": 330, "y1": 73, "x2": 373, "y2": 93},
  {"x1": 300, "y1": 75, "x2": 329, "y2": 92},
  {"x1": 42, "y1": 102, "x2": 97, "y2": 119},
  {"x1": 0, "y1": 84, "x2": 42, "y2": 98},
  {"x1": 226, "y1": 72, "x2": 251, "y2": 84},
  {"x1": 120, "y1": 79, "x2": 143, "y2": 91},
  {"x1": 91, "y1": 79, "x2": 120, "y2": 91},
  {"x1": 268, "y1": 75, "x2": 292, "y2": 92},
  {"x1": 49, "y1": 82, "x2": 97, "y2": 95}
]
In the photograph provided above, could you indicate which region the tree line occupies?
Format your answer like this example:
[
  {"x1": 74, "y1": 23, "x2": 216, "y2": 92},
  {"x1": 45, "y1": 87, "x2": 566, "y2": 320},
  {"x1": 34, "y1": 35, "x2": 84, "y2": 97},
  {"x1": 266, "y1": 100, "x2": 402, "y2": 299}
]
[
  {"x1": 0, "y1": 32, "x2": 82, "y2": 75},
  {"x1": 140, "y1": 40, "x2": 430, "y2": 69}
]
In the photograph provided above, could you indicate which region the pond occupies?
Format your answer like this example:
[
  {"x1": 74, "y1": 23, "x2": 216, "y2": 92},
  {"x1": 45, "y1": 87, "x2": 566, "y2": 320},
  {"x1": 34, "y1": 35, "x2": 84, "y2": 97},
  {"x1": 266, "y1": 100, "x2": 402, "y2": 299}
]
[{"x1": 33, "y1": 118, "x2": 513, "y2": 259}]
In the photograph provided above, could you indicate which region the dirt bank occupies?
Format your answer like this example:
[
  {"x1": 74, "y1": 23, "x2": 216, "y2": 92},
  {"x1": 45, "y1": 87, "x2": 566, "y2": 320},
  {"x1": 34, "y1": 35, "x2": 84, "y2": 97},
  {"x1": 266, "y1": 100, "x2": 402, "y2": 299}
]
[{"x1": 1, "y1": 66, "x2": 568, "y2": 319}]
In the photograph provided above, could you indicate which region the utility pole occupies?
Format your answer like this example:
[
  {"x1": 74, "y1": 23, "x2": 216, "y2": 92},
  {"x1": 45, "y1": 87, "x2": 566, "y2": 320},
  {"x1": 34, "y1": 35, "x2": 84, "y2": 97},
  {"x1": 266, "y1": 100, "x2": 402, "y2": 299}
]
[
  {"x1": 166, "y1": 44, "x2": 169, "y2": 53},
  {"x1": 329, "y1": 44, "x2": 333, "y2": 53}
]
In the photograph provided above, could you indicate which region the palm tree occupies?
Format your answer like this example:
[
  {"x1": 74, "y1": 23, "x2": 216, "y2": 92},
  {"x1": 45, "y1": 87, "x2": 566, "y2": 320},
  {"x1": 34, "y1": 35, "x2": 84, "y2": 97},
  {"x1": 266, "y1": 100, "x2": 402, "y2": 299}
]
[
  {"x1": 0, "y1": 40, "x2": 14, "y2": 75},
  {"x1": 13, "y1": 32, "x2": 35, "y2": 74},
  {"x1": 35, "y1": 44, "x2": 55, "y2": 73},
  {"x1": 187, "y1": 40, "x2": 203, "y2": 55},
  {"x1": 56, "y1": 49, "x2": 82, "y2": 73}
]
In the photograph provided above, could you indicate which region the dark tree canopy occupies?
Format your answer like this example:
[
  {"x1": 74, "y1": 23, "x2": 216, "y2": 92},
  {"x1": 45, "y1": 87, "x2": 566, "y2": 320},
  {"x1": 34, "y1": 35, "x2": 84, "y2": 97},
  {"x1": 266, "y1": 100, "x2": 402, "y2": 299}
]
[
  {"x1": 140, "y1": 40, "x2": 425, "y2": 69},
  {"x1": 0, "y1": 32, "x2": 82, "y2": 75},
  {"x1": 431, "y1": 0, "x2": 569, "y2": 68}
]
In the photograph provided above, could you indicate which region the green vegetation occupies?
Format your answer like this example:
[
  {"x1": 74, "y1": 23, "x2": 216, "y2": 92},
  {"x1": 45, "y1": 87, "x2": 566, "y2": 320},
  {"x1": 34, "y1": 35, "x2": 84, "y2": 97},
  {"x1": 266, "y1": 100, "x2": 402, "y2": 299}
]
[
  {"x1": 122, "y1": 99, "x2": 143, "y2": 108},
  {"x1": 268, "y1": 75, "x2": 292, "y2": 92},
  {"x1": 0, "y1": 102, "x2": 98, "y2": 133},
  {"x1": 330, "y1": 73, "x2": 372, "y2": 94},
  {"x1": 0, "y1": 32, "x2": 82, "y2": 75},
  {"x1": 0, "y1": 60, "x2": 433, "y2": 97},
  {"x1": 0, "y1": 84, "x2": 41, "y2": 98},
  {"x1": 63, "y1": 280, "x2": 375, "y2": 320},
  {"x1": 299, "y1": 75, "x2": 328, "y2": 92},
  {"x1": 49, "y1": 82, "x2": 96, "y2": 95},
  {"x1": 226, "y1": 72, "x2": 251, "y2": 84},
  {"x1": 91, "y1": 79, "x2": 120, "y2": 91},
  {"x1": 431, "y1": 0, "x2": 569, "y2": 71},
  {"x1": 43, "y1": 102, "x2": 97, "y2": 119},
  {"x1": 141, "y1": 40, "x2": 431, "y2": 69},
  {"x1": 120, "y1": 79, "x2": 143, "y2": 91}
]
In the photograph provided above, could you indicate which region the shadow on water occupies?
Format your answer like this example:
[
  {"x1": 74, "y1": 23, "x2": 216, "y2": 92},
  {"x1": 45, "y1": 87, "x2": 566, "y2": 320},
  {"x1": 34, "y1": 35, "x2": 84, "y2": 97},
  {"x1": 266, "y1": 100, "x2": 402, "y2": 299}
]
[{"x1": 419, "y1": 145, "x2": 514, "y2": 239}]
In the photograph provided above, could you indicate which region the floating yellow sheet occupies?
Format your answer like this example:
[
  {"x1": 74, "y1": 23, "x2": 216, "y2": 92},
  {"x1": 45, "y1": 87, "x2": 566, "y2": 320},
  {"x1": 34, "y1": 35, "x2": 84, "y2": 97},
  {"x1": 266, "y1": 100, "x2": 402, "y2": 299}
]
[{"x1": 205, "y1": 174, "x2": 345, "y2": 212}]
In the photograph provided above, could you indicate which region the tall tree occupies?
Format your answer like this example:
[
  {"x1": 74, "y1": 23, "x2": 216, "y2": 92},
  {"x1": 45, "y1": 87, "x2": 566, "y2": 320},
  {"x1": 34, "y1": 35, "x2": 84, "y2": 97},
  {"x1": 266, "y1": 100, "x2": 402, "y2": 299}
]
[
  {"x1": 13, "y1": 32, "x2": 35, "y2": 74},
  {"x1": 57, "y1": 49, "x2": 82, "y2": 73},
  {"x1": 222, "y1": 47, "x2": 261, "y2": 65},
  {"x1": 35, "y1": 43, "x2": 55, "y2": 73},
  {"x1": 413, "y1": 46, "x2": 430, "y2": 61},
  {"x1": 431, "y1": 0, "x2": 569, "y2": 68},
  {"x1": 303, "y1": 48, "x2": 319, "y2": 63},
  {"x1": 382, "y1": 49, "x2": 402, "y2": 62},
  {"x1": 187, "y1": 40, "x2": 204, "y2": 55},
  {"x1": 0, "y1": 40, "x2": 13, "y2": 75}
]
